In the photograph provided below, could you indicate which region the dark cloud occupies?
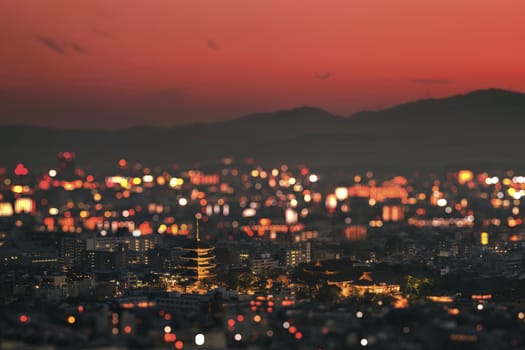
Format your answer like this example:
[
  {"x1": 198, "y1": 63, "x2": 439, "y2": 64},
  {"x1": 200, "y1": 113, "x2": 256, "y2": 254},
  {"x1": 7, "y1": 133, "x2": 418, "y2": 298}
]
[
  {"x1": 410, "y1": 79, "x2": 453, "y2": 84},
  {"x1": 35, "y1": 35, "x2": 87, "y2": 55},
  {"x1": 69, "y1": 42, "x2": 87, "y2": 54},
  {"x1": 315, "y1": 72, "x2": 333, "y2": 80},
  {"x1": 36, "y1": 36, "x2": 67, "y2": 55},
  {"x1": 207, "y1": 39, "x2": 219, "y2": 50}
]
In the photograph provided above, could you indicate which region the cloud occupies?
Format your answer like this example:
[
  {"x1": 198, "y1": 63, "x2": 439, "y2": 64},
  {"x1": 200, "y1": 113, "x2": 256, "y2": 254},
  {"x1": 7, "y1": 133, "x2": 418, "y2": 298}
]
[
  {"x1": 69, "y1": 42, "x2": 87, "y2": 54},
  {"x1": 315, "y1": 72, "x2": 333, "y2": 80},
  {"x1": 207, "y1": 39, "x2": 219, "y2": 50},
  {"x1": 36, "y1": 36, "x2": 67, "y2": 55},
  {"x1": 35, "y1": 35, "x2": 87, "y2": 55},
  {"x1": 410, "y1": 79, "x2": 453, "y2": 84}
]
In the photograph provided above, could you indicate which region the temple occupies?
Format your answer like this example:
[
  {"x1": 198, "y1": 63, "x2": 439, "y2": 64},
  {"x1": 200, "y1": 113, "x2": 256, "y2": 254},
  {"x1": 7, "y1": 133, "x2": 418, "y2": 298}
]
[{"x1": 178, "y1": 220, "x2": 217, "y2": 294}]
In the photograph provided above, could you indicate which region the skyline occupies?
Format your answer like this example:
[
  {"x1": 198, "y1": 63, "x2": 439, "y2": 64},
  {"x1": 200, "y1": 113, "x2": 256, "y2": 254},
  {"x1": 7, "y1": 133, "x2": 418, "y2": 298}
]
[
  {"x1": 4, "y1": 3, "x2": 525, "y2": 349},
  {"x1": 2, "y1": 0, "x2": 525, "y2": 128}
]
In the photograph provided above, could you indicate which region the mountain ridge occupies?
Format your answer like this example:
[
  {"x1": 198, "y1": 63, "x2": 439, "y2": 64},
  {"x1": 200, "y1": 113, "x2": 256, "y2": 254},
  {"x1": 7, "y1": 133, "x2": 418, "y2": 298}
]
[
  {"x1": 351, "y1": 88, "x2": 525, "y2": 124},
  {"x1": 1, "y1": 88, "x2": 524, "y2": 172}
]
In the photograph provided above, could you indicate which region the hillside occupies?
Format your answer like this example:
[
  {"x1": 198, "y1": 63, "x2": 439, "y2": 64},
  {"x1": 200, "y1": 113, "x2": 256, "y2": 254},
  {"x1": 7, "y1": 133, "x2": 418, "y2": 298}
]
[{"x1": 1, "y1": 89, "x2": 524, "y2": 172}]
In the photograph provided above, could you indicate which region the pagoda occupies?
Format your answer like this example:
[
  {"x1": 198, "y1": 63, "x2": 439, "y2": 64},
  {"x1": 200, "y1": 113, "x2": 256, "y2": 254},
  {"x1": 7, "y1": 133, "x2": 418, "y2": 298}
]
[{"x1": 178, "y1": 220, "x2": 216, "y2": 293}]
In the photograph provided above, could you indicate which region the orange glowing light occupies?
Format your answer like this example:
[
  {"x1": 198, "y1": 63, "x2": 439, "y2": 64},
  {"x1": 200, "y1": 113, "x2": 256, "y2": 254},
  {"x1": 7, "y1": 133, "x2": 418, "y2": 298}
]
[
  {"x1": 281, "y1": 300, "x2": 295, "y2": 307},
  {"x1": 458, "y1": 170, "x2": 474, "y2": 184},
  {"x1": 427, "y1": 296, "x2": 453, "y2": 303},
  {"x1": 164, "y1": 333, "x2": 177, "y2": 342},
  {"x1": 471, "y1": 294, "x2": 492, "y2": 300},
  {"x1": 121, "y1": 302, "x2": 134, "y2": 309},
  {"x1": 448, "y1": 308, "x2": 460, "y2": 315},
  {"x1": 393, "y1": 297, "x2": 409, "y2": 309},
  {"x1": 259, "y1": 218, "x2": 271, "y2": 226}
]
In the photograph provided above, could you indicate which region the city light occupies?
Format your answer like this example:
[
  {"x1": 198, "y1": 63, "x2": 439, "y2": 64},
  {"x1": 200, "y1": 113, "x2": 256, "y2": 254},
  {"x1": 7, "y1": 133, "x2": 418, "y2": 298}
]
[
  {"x1": 3, "y1": 1, "x2": 525, "y2": 348},
  {"x1": 2, "y1": 151, "x2": 525, "y2": 349},
  {"x1": 194, "y1": 333, "x2": 205, "y2": 346}
]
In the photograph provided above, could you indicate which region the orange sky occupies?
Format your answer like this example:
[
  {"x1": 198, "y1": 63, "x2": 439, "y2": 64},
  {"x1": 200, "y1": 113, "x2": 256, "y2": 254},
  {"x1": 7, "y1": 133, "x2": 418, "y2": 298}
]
[{"x1": 1, "y1": 0, "x2": 524, "y2": 128}]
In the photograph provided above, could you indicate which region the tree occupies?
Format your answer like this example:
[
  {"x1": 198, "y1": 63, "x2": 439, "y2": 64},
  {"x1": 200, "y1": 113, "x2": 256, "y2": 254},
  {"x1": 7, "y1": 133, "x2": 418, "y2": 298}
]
[
  {"x1": 317, "y1": 284, "x2": 342, "y2": 304},
  {"x1": 403, "y1": 275, "x2": 435, "y2": 296},
  {"x1": 227, "y1": 272, "x2": 258, "y2": 294}
]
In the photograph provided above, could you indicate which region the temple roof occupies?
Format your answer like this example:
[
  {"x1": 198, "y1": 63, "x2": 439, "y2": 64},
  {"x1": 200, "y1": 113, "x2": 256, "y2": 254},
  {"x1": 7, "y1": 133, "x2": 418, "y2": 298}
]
[
  {"x1": 182, "y1": 240, "x2": 214, "y2": 250},
  {"x1": 180, "y1": 250, "x2": 215, "y2": 259}
]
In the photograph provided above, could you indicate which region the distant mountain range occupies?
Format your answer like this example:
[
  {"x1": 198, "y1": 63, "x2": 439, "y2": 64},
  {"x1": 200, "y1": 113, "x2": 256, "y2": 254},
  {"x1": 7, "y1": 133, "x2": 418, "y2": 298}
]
[{"x1": 1, "y1": 88, "x2": 525, "y2": 173}]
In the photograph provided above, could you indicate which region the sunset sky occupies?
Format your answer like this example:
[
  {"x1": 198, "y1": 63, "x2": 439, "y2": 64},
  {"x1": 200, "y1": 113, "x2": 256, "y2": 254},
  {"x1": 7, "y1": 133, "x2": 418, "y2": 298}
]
[{"x1": 1, "y1": 0, "x2": 524, "y2": 128}]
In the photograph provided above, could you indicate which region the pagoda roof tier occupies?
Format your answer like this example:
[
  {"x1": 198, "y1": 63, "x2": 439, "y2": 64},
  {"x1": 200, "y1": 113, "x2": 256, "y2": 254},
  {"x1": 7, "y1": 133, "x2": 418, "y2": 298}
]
[
  {"x1": 180, "y1": 263, "x2": 216, "y2": 270},
  {"x1": 182, "y1": 240, "x2": 214, "y2": 250},
  {"x1": 180, "y1": 253, "x2": 216, "y2": 260}
]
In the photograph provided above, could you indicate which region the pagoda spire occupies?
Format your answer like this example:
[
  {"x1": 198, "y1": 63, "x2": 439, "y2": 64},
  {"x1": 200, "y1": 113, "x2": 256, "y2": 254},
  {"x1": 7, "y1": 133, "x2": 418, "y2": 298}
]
[{"x1": 196, "y1": 218, "x2": 200, "y2": 242}]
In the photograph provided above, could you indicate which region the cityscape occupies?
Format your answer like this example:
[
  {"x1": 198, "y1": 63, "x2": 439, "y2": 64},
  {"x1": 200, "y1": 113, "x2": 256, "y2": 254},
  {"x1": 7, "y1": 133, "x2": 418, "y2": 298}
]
[
  {"x1": 2, "y1": 1, "x2": 525, "y2": 349},
  {"x1": 2, "y1": 153, "x2": 525, "y2": 349}
]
